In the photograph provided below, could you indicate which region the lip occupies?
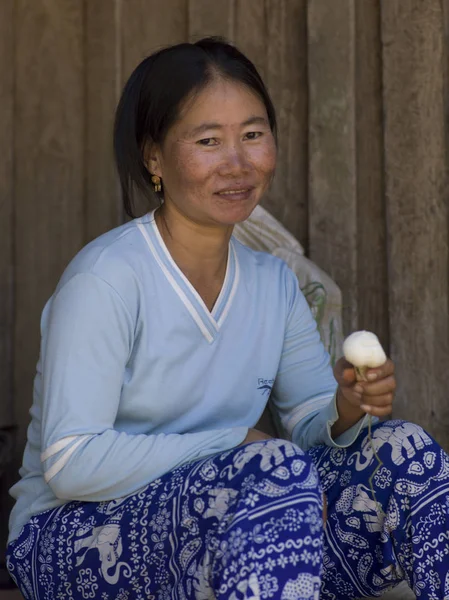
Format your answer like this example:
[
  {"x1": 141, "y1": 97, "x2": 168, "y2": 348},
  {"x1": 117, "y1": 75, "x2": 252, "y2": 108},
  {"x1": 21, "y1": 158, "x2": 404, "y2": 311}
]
[
  {"x1": 215, "y1": 181, "x2": 254, "y2": 194},
  {"x1": 214, "y1": 188, "x2": 254, "y2": 202},
  {"x1": 214, "y1": 185, "x2": 255, "y2": 201}
]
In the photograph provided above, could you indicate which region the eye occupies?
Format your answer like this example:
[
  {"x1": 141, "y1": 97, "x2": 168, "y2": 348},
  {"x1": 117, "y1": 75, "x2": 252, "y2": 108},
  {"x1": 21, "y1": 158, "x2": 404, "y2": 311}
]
[
  {"x1": 244, "y1": 131, "x2": 263, "y2": 141},
  {"x1": 197, "y1": 138, "x2": 219, "y2": 146}
]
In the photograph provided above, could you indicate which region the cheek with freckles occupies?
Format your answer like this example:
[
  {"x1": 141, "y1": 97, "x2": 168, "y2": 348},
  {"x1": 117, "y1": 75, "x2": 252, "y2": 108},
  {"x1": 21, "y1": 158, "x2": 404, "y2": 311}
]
[
  {"x1": 251, "y1": 142, "x2": 277, "y2": 184},
  {"x1": 159, "y1": 135, "x2": 277, "y2": 210},
  {"x1": 161, "y1": 141, "x2": 219, "y2": 194},
  {"x1": 241, "y1": 141, "x2": 277, "y2": 197}
]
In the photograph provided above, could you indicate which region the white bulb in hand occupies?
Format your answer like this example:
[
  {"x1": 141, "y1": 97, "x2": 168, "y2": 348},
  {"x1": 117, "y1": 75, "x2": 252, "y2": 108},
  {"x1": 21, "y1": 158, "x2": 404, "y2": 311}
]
[{"x1": 343, "y1": 331, "x2": 387, "y2": 377}]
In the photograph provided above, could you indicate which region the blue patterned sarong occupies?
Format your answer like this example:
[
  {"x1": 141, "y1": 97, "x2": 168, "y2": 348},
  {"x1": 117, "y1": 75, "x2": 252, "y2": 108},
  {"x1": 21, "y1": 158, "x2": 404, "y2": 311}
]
[{"x1": 7, "y1": 421, "x2": 449, "y2": 599}]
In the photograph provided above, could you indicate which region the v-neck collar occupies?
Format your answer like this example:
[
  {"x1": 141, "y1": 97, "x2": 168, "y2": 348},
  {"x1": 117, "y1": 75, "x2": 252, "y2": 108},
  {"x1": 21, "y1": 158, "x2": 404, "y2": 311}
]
[{"x1": 136, "y1": 211, "x2": 240, "y2": 344}]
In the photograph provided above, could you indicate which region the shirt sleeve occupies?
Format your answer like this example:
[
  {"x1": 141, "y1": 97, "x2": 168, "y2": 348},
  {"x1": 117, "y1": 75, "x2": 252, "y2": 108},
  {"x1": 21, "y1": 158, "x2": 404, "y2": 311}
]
[
  {"x1": 40, "y1": 272, "x2": 248, "y2": 502},
  {"x1": 271, "y1": 268, "x2": 370, "y2": 451}
]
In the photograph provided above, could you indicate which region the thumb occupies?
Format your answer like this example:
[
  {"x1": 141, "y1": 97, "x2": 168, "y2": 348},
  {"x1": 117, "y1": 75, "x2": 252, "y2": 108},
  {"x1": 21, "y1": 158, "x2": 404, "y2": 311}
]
[{"x1": 334, "y1": 358, "x2": 357, "y2": 387}]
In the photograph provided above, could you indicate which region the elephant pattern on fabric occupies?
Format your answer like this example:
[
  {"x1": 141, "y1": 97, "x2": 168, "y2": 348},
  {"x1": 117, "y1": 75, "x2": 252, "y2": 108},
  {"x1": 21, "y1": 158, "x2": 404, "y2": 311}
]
[
  {"x1": 349, "y1": 422, "x2": 433, "y2": 471},
  {"x1": 193, "y1": 550, "x2": 215, "y2": 600},
  {"x1": 335, "y1": 484, "x2": 384, "y2": 533},
  {"x1": 281, "y1": 573, "x2": 321, "y2": 600},
  {"x1": 74, "y1": 521, "x2": 132, "y2": 585},
  {"x1": 203, "y1": 488, "x2": 239, "y2": 521},
  {"x1": 232, "y1": 439, "x2": 301, "y2": 474},
  {"x1": 7, "y1": 423, "x2": 449, "y2": 600},
  {"x1": 228, "y1": 573, "x2": 261, "y2": 600}
]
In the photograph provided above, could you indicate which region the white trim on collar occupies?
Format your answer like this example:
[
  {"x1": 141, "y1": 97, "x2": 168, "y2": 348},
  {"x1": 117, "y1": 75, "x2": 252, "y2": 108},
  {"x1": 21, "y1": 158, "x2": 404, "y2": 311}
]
[
  {"x1": 136, "y1": 213, "x2": 240, "y2": 343},
  {"x1": 137, "y1": 221, "x2": 215, "y2": 343}
]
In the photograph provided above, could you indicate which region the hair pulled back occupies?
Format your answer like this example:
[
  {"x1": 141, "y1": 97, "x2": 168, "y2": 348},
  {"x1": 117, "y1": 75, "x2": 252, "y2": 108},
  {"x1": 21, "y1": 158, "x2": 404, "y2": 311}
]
[{"x1": 113, "y1": 37, "x2": 277, "y2": 217}]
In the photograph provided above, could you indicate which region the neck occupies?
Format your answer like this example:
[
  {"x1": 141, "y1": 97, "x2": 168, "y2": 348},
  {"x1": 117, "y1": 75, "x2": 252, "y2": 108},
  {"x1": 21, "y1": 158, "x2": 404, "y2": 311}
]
[{"x1": 155, "y1": 203, "x2": 232, "y2": 285}]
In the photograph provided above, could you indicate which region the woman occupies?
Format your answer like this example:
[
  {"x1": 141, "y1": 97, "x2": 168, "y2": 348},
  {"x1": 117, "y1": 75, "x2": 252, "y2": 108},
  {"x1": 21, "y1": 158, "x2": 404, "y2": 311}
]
[{"x1": 7, "y1": 37, "x2": 449, "y2": 600}]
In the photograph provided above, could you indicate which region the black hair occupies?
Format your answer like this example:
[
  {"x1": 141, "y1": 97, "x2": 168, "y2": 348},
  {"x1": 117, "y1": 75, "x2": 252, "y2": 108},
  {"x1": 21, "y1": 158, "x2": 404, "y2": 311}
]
[{"x1": 113, "y1": 36, "x2": 277, "y2": 218}]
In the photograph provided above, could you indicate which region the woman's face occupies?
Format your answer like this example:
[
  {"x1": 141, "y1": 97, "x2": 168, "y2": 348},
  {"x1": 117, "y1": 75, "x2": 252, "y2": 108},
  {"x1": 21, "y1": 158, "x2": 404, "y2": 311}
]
[{"x1": 150, "y1": 78, "x2": 277, "y2": 227}]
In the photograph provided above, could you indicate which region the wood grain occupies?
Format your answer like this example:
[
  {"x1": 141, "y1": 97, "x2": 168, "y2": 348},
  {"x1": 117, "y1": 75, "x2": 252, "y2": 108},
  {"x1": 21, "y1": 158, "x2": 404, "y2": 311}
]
[
  {"x1": 308, "y1": 0, "x2": 357, "y2": 334},
  {"x1": 85, "y1": 0, "x2": 123, "y2": 241},
  {"x1": 188, "y1": 0, "x2": 235, "y2": 41},
  {"x1": 14, "y1": 0, "x2": 85, "y2": 461},
  {"x1": 355, "y1": 1, "x2": 389, "y2": 350},
  {"x1": 234, "y1": 0, "x2": 267, "y2": 81},
  {"x1": 0, "y1": 0, "x2": 15, "y2": 564},
  {"x1": 123, "y1": 0, "x2": 187, "y2": 76},
  {"x1": 263, "y1": 0, "x2": 308, "y2": 248},
  {"x1": 0, "y1": 0, "x2": 14, "y2": 430},
  {"x1": 381, "y1": 0, "x2": 449, "y2": 446},
  {"x1": 122, "y1": 0, "x2": 187, "y2": 216}
]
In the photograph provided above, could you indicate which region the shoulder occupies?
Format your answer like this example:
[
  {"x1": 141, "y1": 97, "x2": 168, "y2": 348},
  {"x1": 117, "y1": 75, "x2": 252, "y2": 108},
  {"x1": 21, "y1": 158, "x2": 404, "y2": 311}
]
[
  {"x1": 232, "y1": 238, "x2": 304, "y2": 323},
  {"x1": 233, "y1": 236, "x2": 289, "y2": 273},
  {"x1": 55, "y1": 217, "x2": 151, "y2": 311},
  {"x1": 233, "y1": 237, "x2": 298, "y2": 295}
]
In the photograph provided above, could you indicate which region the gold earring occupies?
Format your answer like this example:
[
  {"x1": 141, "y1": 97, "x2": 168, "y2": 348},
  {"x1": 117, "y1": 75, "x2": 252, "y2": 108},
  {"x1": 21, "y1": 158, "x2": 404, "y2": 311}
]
[{"x1": 151, "y1": 175, "x2": 162, "y2": 193}]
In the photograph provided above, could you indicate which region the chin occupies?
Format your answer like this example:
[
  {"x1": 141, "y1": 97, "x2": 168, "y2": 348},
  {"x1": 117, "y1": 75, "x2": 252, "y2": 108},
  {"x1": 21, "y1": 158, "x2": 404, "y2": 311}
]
[{"x1": 212, "y1": 198, "x2": 259, "y2": 227}]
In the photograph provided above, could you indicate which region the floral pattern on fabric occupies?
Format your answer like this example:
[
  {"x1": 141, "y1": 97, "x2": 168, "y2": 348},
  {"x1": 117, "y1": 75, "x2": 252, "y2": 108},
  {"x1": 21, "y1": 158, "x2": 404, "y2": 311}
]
[
  {"x1": 7, "y1": 422, "x2": 449, "y2": 599},
  {"x1": 308, "y1": 420, "x2": 449, "y2": 599},
  {"x1": 7, "y1": 439, "x2": 323, "y2": 600}
]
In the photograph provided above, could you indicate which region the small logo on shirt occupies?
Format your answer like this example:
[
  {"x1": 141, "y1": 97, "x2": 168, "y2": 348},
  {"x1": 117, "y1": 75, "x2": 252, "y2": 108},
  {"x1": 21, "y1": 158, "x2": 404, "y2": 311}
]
[{"x1": 257, "y1": 378, "x2": 274, "y2": 396}]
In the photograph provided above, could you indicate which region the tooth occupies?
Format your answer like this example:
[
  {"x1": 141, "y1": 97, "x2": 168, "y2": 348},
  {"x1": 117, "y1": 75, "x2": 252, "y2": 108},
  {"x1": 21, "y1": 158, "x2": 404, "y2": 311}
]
[{"x1": 219, "y1": 190, "x2": 247, "y2": 195}]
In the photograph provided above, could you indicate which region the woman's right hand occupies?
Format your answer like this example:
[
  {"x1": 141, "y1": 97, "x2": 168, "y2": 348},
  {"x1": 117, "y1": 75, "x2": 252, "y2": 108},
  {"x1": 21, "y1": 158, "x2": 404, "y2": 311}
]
[{"x1": 239, "y1": 428, "x2": 272, "y2": 445}]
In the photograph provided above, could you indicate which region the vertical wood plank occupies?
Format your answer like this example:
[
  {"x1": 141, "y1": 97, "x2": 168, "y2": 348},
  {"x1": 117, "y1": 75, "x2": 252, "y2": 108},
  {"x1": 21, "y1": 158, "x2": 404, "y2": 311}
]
[
  {"x1": 0, "y1": 0, "x2": 14, "y2": 430},
  {"x1": 381, "y1": 0, "x2": 449, "y2": 447},
  {"x1": 355, "y1": 1, "x2": 389, "y2": 350},
  {"x1": 308, "y1": 0, "x2": 357, "y2": 334},
  {"x1": 0, "y1": 0, "x2": 15, "y2": 562},
  {"x1": 188, "y1": 0, "x2": 235, "y2": 41},
  {"x1": 85, "y1": 0, "x2": 123, "y2": 241},
  {"x1": 234, "y1": 0, "x2": 267, "y2": 80},
  {"x1": 122, "y1": 0, "x2": 188, "y2": 78},
  {"x1": 263, "y1": 0, "x2": 308, "y2": 248},
  {"x1": 14, "y1": 0, "x2": 85, "y2": 463},
  {"x1": 121, "y1": 0, "x2": 188, "y2": 216}
]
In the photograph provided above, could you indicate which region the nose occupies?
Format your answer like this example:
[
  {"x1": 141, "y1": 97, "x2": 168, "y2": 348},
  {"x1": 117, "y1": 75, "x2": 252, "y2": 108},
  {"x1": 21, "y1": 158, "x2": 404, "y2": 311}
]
[{"x1": 218, "y1": 142, "x2": 251, "y2": 176}]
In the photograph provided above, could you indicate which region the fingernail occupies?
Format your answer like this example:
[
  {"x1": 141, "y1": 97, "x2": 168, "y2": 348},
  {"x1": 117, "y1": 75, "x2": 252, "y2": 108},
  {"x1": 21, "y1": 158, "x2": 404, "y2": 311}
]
[
  {"x1": 367, "y1": 372, "x2": 378, "y2": 381},
  {"x1": 354, "y1": 384, "x2": 364, "y2": 394},
  {"x1": 361, "y1": 405, "x2": 371, "y2": 413}
]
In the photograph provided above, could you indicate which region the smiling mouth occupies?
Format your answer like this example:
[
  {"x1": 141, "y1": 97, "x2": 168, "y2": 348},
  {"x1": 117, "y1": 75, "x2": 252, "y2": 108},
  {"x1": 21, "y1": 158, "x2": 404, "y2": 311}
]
[{"x1": 217, "y1": 189, "x2": 251, "y2": 196}]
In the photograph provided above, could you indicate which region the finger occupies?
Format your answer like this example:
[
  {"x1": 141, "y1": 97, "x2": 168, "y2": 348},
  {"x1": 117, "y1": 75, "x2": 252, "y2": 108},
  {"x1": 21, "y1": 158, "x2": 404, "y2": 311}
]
[
  {"x1": 364, "y1": 358, "x2": 395, "y2": 381},
  {"x1": 334, "y1": 359, "x2": 357, "y2": 385},
  {"x1": 358, "y1": 376, "x2": 396, "y2": 397},
  {"x1": 360, "y1": 392, "x2": 394, "y2": 408},
  {"x1": 360, "y1": 403, "x2": 393, "y2": 418}
]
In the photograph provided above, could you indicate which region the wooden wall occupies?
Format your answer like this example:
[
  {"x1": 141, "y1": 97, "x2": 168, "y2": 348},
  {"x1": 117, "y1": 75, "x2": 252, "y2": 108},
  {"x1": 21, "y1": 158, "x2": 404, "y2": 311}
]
[{"x1": 1, "y1": 0, "x2": 449, "y2": 546}]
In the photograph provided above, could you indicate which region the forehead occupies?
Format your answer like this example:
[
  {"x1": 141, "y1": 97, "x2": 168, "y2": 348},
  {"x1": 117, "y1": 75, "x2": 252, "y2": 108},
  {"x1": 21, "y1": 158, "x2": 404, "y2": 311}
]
[{"x1": 176, "y1": 79, "x2": 268, "y2": 130}]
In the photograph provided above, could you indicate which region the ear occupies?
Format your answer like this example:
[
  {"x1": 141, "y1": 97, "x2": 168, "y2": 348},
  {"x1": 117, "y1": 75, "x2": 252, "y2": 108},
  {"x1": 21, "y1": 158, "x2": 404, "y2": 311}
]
[{"x1": 142, "y1": 140, "x2": 163, "y2": 179}]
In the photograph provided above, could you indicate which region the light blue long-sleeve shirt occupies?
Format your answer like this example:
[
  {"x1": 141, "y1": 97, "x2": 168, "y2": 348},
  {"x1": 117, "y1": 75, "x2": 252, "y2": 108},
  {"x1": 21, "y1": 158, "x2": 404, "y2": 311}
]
[{"x1": 8, "y1": 212, "x2": 368, "y2": 543}]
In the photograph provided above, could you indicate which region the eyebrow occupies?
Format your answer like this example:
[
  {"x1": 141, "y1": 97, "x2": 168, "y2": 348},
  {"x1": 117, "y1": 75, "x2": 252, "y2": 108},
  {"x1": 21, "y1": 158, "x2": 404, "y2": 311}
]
[{"x1": 186, "y1": 116, "x2": 269, "y2": 138}]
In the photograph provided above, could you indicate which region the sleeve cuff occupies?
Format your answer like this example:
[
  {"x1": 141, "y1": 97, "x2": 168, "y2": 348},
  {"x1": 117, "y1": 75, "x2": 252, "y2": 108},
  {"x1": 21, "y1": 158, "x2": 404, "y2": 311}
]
[
  {"x1": 323, "y1": 393, "x2": 377, "y2": 448},
  {"x1": 289, "y1": 392, "x2": 378, "y2": 451}
]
